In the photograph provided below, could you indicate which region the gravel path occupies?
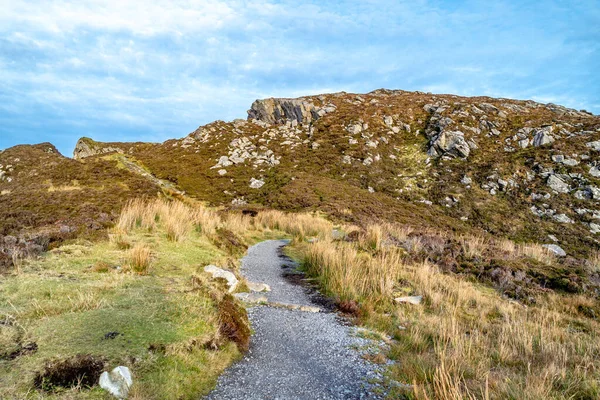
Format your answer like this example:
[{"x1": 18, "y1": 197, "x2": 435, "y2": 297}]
[{"x1": 205, "y1": 240, "x2": 384, "y2": 400}]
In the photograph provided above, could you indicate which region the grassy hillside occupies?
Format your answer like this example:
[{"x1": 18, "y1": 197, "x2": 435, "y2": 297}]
[{"x1": 0, "y1": 199, "x2": 266, "y2": 399}]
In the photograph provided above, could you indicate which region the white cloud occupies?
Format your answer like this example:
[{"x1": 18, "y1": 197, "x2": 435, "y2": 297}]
[{"x1": 0, "y1": 0, "x2": 598, "y2": 155}]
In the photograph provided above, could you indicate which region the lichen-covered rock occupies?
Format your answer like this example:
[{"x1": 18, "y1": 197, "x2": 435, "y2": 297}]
[
  {"x1": 428, "y1": 130, "x2": 470, "y2": 158},
  {"x1": 248, "y1": 98, "x2": 331, "y2": 125},
  {"x1": 586, "y1": 141, "x2": 600, "y2": 151},
  {"x1": 547, "y1": 174, "x2": 570, "y2": 193},
  {"x1": 73, "y1": 137, "x2": 124, "y2": 159},
  {"x1": 532, "y1": 127, "x2": 555, "y2": 147}
]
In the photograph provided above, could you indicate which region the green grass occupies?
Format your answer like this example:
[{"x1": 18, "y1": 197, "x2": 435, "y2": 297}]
[{"x1": 0, "y1": 227, "x2": 239, "y2": 399}]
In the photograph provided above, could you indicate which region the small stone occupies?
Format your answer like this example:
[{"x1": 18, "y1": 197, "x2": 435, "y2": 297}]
[
  {"x1": 249, "y1": 178, "x2": 265, "y2": 189},
  {"x1": 394, "y1": 295, "x2": 422, "y2": 305},
  {"x1": 586, "y1": 141, "x2": 600, "y2": 151},
  {"x1": 99, "y1": 366, "x2": 133, "y2": 399},
  {"x1": 218, "y1": 169, "x2": 227, "y2": 176},
  {"x1": 547, "y1": 175, "x2": 570, "y2": 193},
  {"x1": 204, "y1": 265, "x2": 238, "y2": 293},
  {"x1": 553, "y1": 213, "x2": 573, "y2": 223},
  {"x1": 542, "y1": 244, "x2": 566, "y2": 257},
  {"x1": 533, "y1": 129, "x2": 555, "y2": 147}
]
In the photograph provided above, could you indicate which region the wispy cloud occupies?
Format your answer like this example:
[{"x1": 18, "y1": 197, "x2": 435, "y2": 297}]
[{"x1": 0, "y1": 0, "x2": 598, "y2": 155}]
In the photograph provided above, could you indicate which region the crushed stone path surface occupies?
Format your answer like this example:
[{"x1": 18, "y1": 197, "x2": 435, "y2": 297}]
[{"x1": 205, "y1": 240, "x2": 384, "y2": 400}]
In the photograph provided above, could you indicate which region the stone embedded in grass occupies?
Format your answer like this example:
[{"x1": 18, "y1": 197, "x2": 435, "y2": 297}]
[
  {"x1": 586, "y1": 141, "x2": 600, "y2": 151},
  {"x1": 204, "y1": 265, "x2": 239, "y2": 293},
  {"x1": 99, "y1": 366, "x2": 133, "y2": 399},
  {"x1": 547, "y1": 174, "x2": 570, "y2": 193},
  {"x1": 394, "y1": 295, "x2": 422, "y2": 305},
  {"x1": 542, "y1": 244, "x2": 566, "y2": 257},
  {"x1": 532, "y1": 127, "x2": 555, "y2": 146},
  {"x1": 249, "y1": 177, "x2": 265, "y2": 189}
]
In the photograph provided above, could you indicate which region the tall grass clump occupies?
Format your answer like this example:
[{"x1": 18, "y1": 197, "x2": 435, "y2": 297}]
[
  {"x1": 459, "y1": 235, "x2": 488, "y2": 259},
  {"x1": 303, "y1": 239, "x2": 402, "y2": 304},
  {"x1": 116, "y1": 198, "x2": 223, "y2": 242},
  {"x1": 129, "y1": 244, "x2": 152, "y2": 274},
  {"x1": 256, "y1": 210, "x2": 333, "y2": 239}
]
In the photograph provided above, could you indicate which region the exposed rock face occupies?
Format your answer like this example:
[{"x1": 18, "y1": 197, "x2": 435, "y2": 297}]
[
  {"x1": 428, "y1": 130, "x2": 470, "y2": 158},
  {"x1": 73, "y1": 137, "x2": 123, "y2": 159},
  {"x1": 532, "y1": 126, "x2": 555, "y2": 147},
  {"x1": 247, "y1": 98, "x2": 336, "y2": 125}
]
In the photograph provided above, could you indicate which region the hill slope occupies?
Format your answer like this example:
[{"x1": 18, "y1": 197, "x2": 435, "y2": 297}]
[{"x1": 70, "y1": 89, "x2": 600, "y2": 256}]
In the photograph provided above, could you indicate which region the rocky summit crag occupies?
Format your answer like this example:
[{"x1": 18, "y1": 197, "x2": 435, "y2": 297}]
[{"x1": 2, "y1": 89, "x2": 600, "y2": 293}]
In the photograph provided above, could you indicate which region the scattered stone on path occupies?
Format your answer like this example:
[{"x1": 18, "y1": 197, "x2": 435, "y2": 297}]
[
  {"x1": 234, "y1": 292, "x2": 268, "y2": 304},
  {"x1": 204, "y1": 265, "x2": 238, "y2": 293},
  {"x1": 99, "y1": 366, "x2": 133, "y2": 399},
  {"x1": 394, "y1": 295, "x2": 422, "y2": 305},
  {"x1": 269, "y1": 301, "x2": 321, "y2": 313},
  {"x1": 542, "y1": 244, "x2": 566, "y2": 257},
  {"x1": 247, "y1": 281, "x2": 271, "y2": 292}
]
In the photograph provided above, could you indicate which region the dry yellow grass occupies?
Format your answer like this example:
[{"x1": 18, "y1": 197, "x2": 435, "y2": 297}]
[
  {"x1": 117, "y1": 198, "x2": 224, "y2": 241},
  {"x1": 459, "y1": 235, "x2": 488, "y2": 259},
  {"x1": 129, "y1": 244, "x2": 152, "y2": 274},
  {"x1": 256, "y1": 210, "x2": 333, "y2": 239},
  {"x1": 266, "y1": 213, "x2": 600, "y2": 399}
]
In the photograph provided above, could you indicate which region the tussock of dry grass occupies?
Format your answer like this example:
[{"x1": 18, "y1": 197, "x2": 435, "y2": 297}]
[
  {"x1": 117, "y1": 198, "x2": 224, "y2": 241},
  {"x1": 256, "y1": 210, "x2": 333, "y2": 239},
  {"x1": 304, "y1": 239, "x2": 402, "y2": 303},
  {"x1": 129, "y1": 244, "x2": 152, "y2": 274}
]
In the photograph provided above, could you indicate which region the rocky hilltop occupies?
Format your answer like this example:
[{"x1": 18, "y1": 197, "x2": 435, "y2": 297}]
[
  {"x1": 70, "y1": 90, "x2": 600, "y2": 250},
  {"x1": 3, "y1": 89, "x2": 600, "y2": 289}
]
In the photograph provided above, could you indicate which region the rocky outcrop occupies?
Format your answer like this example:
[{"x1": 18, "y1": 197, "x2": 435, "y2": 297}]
[
  {"x1": 428, "y1": 130, "x2": 470, "y2": 158},
  {"x1": 73, "y1": 137, "x2": 124, "y2": 159},
  {"x1": 247, "y1": 98, "x2": 336, "y2": 125}
]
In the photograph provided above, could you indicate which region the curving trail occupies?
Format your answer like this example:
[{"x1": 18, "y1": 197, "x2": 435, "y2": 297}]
[{"x1": 205, "y1": 240, "x2": 383, "y2": 400}]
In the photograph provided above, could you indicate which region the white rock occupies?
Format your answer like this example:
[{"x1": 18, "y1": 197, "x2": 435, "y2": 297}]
[
  {"x1": 394, "y1": 295, "x2": 422, "y2": 305},
  {"x1": 553, "y1": 213, "x2": 573, "y2": 223},
  {"x1": 589, "y1": 166, "x2": 600, "y2": 178},
  {"x1": 533, "y1": 129, "x2": 555, "y2": 147},
  {"x1": 204, "y1": 265, "x2": 238, "y2": 292},
  {"x1": 99, "y1": 366, "x2": 133, "y2": 399},
  {"x1": 542, "y1": 244, "x2": 566, "y2": 257},
  {"x1": 218, "y1": 156, "x2": 233, "y2": 167},
  {"x1": 586, "y1": 141, "x2": 600, "y2": 151},
  {"x1": 590, "y1": 223, "x2": 600, "y2": 234},
  {"x1": 547, "y1": 175, "x2": 570, "y2": 193},
  {"x1": 249, "y1": 178, "x2": 265, "y2": 189},
  {"x1": 218, "y1": 169, "x2": 227, "y2": 176}
]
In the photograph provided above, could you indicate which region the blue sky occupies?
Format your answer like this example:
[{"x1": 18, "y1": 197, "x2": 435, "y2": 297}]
[{"x1": 1, "y1": 0, "x2": 599, "y2": 156}]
